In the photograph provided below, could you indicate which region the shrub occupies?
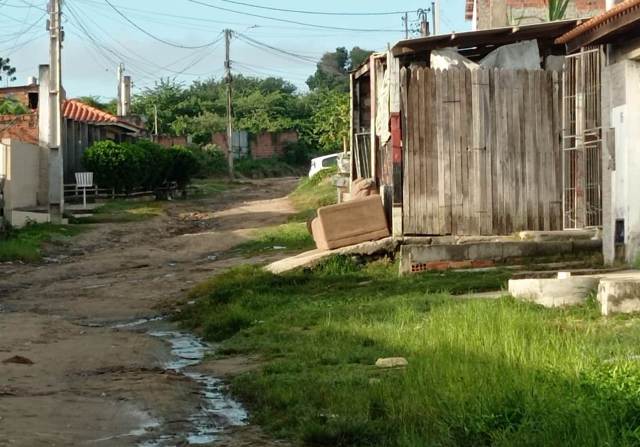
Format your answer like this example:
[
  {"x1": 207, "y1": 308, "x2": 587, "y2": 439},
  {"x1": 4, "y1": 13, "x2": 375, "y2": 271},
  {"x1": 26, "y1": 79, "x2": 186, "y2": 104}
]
[
  {"x1": 167, "y1": 145, "x2": 200, "y2": 189},
  {"x1": 83, "y1": 141, "x2": 143, "y2": 193},
  {"x1": 134, "y1": 140, "x2": 171, "y2": 189},
  {"x1": 191, "y1": 144, "x2": 228, "y2": 177}
]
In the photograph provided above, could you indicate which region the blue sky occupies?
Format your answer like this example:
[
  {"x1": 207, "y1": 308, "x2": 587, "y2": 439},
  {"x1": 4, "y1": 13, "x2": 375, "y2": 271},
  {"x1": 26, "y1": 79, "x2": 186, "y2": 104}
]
[{"x1": 1, "y1": 0, "x2": 470, "y2": 99}]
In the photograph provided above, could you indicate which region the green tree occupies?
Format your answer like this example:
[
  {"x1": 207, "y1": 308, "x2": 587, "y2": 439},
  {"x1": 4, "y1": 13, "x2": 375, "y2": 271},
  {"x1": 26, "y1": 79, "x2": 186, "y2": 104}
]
[
  {"x1": 306, "y1": 47, "x2": 374, "y2": 92},
  {"x1": 0, "y1": 57, "x2": 16, "y2": 84},
  {"x1": 131, "y1": 79, "x2": 189, "y2": 134},
  {"x1": 78, "y1": 96, "x2": 118, "y2": 115},
  {"x1": 309, "y1": 89, "x2": 350, "y2": 153}
]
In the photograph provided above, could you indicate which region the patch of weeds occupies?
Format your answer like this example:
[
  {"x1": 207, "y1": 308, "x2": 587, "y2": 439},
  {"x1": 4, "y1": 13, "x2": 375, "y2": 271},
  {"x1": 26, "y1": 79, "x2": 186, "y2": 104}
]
[
  {"x1": 0, "y1": 223, "x2": 82, "y2": 262},
  {"x1": 189, "y1": 178, "x2": 234, "y2": 197},
  {"x1": 235, "y1": 222, "x2": 314, "y2": 256},
  {"x1": 72, "y1": 200, "x2": 164, "y2": 224},
  {"x1": 288, "y1": 168, "x2": 337, "y2": 223},
  {"x1": 180, "y1": 255, "x2": 640, "y2": 446}
]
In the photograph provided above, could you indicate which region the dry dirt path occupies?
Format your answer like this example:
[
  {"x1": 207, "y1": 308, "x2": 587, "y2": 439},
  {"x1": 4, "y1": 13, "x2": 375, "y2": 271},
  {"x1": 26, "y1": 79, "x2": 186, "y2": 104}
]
[{"x1": 0, "y1": 178, "x2": 298, "y2": 447}]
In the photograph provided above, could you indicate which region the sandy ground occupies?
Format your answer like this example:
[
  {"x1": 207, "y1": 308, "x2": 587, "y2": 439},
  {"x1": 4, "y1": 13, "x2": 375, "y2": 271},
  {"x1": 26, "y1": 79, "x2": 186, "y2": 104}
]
[{"x1": 0, "y1": 178, "x2": 298, "y2": 447}]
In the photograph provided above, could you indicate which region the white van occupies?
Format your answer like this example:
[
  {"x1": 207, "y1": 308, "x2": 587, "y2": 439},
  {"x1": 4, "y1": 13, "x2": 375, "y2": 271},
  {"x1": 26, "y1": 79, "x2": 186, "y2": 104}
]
[{"x1": 308, "y1": 153, "x2": 340, "y2": 178}]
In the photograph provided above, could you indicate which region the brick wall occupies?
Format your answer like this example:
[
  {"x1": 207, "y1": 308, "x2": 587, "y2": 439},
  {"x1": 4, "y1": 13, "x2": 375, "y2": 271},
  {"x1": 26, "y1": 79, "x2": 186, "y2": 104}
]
[
  {"x1": 213, "y1": 131, "x2": 298, "y2": 160},
  {"x1": 0, "y1": 114, "x2": 38, "y2": 145},
  {"x1": 153, "y1": 135, "x2": 189, "y2": 148},
  {"x1": 0, "y1": 85, "x2": 39, "y2": 110},
  {"x1": 476, "y1": 0, "x2": 605, "y2": 29}
]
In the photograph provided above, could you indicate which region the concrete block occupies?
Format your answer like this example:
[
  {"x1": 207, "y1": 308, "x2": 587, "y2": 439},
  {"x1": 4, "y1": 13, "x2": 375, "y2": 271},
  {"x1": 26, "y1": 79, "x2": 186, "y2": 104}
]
[
  {"x1": 508, "y1": 277, "x2": 600, "y2": 308},
  {"x1": 598, "y1": 279, "x2": 640, "y2": 316}
]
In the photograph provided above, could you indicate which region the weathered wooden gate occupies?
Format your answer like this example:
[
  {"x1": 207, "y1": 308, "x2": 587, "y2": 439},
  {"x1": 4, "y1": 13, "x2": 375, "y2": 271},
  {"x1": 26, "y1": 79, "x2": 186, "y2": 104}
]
[{"x1": 400, "y1": 67, "x2": 563, "y2": 236}]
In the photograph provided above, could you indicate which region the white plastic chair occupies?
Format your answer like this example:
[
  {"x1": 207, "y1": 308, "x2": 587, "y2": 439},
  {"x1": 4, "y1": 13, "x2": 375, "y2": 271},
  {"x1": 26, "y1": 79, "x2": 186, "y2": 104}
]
[{"x1": 75, "y1": 172, "x2": 94, "y2": 209}]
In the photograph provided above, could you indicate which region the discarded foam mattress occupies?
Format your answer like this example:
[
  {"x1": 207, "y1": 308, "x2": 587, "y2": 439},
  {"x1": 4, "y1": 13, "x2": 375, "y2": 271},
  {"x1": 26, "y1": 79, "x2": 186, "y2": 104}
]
[{"x1": 311, "y1": 195, "x2": 390, "y2": 251}]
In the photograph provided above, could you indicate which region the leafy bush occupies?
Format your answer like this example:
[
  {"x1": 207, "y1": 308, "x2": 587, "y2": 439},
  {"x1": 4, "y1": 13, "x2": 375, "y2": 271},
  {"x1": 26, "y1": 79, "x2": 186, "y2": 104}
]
[
  {"x1": 235, "y1": 157, "x2": 300, "y2": 179},
  {"x1": 0, "y1": 97, "x2": 29, "y2": 115},
  {"x1": 83, "y1": 141, "x2": 142, "y2": 193},
  {"x1": 83, "y1": 140, "x2": 200, "y2": 195},
  {"x1": 190, "y1": 144, "x2": 228, "y2": 177},
  {"x1": 281, "y1": 141, "x2": 314, "y2": 166},
  {"x1": 167, "y1": 145, "x2": 200, "y2": 189}
]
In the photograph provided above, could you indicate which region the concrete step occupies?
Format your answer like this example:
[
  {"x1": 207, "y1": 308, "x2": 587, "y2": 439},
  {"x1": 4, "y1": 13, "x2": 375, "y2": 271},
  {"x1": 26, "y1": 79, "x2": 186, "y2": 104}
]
[{"x1": 509, "y1": 270, "x2": 640, "y2": 315}]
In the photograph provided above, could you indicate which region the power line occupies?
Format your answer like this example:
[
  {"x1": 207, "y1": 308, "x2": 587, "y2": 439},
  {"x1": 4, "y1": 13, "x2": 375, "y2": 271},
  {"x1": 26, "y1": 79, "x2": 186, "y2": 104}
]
[
  {"x1": 186, "y1": 0, "x2": 404, "y2": 33},
  {"x1": 216, "y1": 0, "x2": 410, "y2": 16},
  {"x1": 103, "y1": 0, "x2": 224, "y2": 49}
]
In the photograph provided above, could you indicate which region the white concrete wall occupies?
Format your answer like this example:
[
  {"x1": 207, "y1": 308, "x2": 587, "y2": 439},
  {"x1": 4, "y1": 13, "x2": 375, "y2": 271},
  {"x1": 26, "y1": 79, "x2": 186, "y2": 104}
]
[
  {"x1": 1, "y1": 138, "x2": 41, "y2": 226},
  {"x1": 603, "y1": 57, "x2": 640, "y2": 264}
]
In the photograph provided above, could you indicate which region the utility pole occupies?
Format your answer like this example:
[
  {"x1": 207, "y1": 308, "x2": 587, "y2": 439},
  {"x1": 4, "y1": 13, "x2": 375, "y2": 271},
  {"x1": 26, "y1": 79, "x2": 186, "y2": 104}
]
[
  {"x1": 419, "y1": 9, "x2": 430, "y2": 37},
  {"x1": 48, "y1": 0, "x2": 64, "y2": 223},
  {"x1": 153, "y1": 104, "x2": 159, "y2": 139},
  {"x1": 117, "y1": 63, "x2": 123, "y2": 116},
  {"x1": 402, "y1": 12, "x2": 409, "y2": 39},
  {"x1": 432, "y1": 0, "x2": 440, "y2": 35},
  {"x1": 224, "y1": 29, "x2": 234, "y2": 178}
]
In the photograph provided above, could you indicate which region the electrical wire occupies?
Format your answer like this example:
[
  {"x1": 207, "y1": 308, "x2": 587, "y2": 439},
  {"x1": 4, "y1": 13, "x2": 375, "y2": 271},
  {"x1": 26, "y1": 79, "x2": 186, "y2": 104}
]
[
  {"x1": 216, "y1": 0, "x2": 410, "y2": 16},
  {"x1": 186, "y1": 0, "x2": 404, "y2": 33},
  {"x1": 103, "y1": 0, "x2": 224, "y2": 49}
]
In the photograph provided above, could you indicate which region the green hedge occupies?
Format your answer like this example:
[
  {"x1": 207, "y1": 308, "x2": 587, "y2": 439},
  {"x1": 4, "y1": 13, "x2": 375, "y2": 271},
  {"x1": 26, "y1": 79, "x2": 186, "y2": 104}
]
[{"x1": 83, "y1": 140, "x2": 199, "y2": 194}]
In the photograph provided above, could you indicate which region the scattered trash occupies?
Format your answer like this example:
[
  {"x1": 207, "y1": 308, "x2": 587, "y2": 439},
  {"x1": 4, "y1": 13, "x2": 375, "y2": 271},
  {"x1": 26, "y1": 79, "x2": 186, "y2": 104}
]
[
  {"x1": 273, "y1": 246, "x2": 287, "y2": 250},
  {"x1": 207, "y1": 255, "x2": 218, "y2": 262},
  {"x1": 2, "y1": 355, "x2": 34, "y2": 365},
  {"x1": 168, "y1": 262, "x2": 177, "y2": 267},
  {"x1": 375, "y1": 357, "x2": 408, "y2": 368}
]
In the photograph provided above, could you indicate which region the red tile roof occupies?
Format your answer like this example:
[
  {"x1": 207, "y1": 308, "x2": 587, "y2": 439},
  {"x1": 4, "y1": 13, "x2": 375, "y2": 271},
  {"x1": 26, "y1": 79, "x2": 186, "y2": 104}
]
[
  {"x1": 556, "y1": 0, "x2": 640, "y2": 44},
  {"x1": 62, "y1": 99, "x2": 143, "y2": 130}
]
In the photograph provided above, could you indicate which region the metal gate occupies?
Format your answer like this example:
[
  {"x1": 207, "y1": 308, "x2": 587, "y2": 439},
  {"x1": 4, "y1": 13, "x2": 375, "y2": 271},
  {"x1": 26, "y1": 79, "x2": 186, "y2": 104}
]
[{"x1": 562, "y1": 48, "x2": 603, "y2": 229}]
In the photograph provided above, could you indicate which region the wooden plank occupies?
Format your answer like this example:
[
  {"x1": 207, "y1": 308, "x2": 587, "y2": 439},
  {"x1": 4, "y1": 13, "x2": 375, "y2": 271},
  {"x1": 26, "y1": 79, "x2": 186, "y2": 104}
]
[
  {"x1": 450, "y1": 69, "x2": 461, "y2": 235},
  {"x1": 425, "y1": 69, "x2": 436, "y2": 234},
  {"x1": 470, "y1": 69, "x2": 481, "y2": 235},
  {"x1": 417, "y1": 67, "x2": 427, "y2": 234},
  {"x1": 401, "y1": 68, "x2": 411, "y2": 230},
  {"x1": 541, "y1": 71, "x2": 552, "y2": 231},
  {"x1": 551, "y1": 70, "x2": 563, "y2": 230},
  {"x1": 511, "y1": 70, "x2": 527, "y2": 231},
  {"x1": 428, "y1": 69, "x2": 439, "y2": 234},
  {"x1": 535, "y1": 70, "x2": 545, "y2": 230},
  {"x1": 410, "y1": 68, "x2": 421, "y2": 234},
  {"x1": 461, "y1": 69, "x2": 473, "y2": 235},
  {"x1": 436, "y1": 69, "x2": 449, "y2": 235},
  {"x1": 445, "y1": 69, "x2": 454, "y2": 235},
  {"x1": 481, "y1": 69, "x2": 494, "y2": 235},
  {"x1": 494, "y1": 69, "x2": 507, "y2": 235},
  {"x1": 524, "y1": 70, "x2": 536, "y2": 230}
]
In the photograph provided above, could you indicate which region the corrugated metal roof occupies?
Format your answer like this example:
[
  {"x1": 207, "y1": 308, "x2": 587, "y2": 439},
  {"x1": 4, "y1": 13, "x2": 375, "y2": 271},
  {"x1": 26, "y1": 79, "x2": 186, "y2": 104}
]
[
  {"x1": 556, "y1": 0, "x2": 640, "y2": 44},
  {"x1": 392, "y1": 19, "x2": 584, "y2": 57}
]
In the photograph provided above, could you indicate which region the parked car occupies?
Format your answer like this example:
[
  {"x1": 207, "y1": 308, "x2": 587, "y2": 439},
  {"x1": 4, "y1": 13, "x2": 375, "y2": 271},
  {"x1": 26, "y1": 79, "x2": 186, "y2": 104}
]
[{"x1": 309, "y1": 153, "x2": 340, "y2": 178}]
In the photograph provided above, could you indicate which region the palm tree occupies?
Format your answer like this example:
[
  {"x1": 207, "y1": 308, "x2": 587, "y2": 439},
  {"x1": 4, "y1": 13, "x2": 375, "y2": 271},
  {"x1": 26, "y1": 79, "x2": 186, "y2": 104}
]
[{"x1": 547, "y1": 0, "x2": 570, "y2": 21}]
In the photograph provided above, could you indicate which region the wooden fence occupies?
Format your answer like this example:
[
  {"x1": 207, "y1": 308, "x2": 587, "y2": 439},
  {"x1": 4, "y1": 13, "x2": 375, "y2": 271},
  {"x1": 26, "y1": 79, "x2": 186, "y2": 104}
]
[{"x1": 401, "y1": 67, "x2": 563, "y2": 236}]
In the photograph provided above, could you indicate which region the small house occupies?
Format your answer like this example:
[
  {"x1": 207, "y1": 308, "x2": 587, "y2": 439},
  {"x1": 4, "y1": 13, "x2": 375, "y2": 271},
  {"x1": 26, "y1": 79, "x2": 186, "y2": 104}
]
[
  {"x1": 556, "y1": 0, "x2": 640, "y2": 264},
  {"x1": 350, "y1": 20, "x2": 607, "y2": 272}
]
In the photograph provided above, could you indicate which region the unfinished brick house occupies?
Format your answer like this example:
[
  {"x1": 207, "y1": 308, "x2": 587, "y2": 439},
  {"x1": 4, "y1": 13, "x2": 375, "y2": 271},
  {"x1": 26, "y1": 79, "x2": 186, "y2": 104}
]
[{"x1": 465, "y1": 0, "x2": 607, "y2": 30}]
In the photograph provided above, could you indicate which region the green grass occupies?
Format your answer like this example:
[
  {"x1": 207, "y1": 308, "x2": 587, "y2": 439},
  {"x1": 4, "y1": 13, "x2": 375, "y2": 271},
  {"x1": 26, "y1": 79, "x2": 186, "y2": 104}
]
[
  {"x1": 73, "y1": 200, "x2": 165, "y2": 224},
  {"x1": 180, "y1": 257, "x2": 640, "y2": 447},
  {"x1": 235, "y1": 222, "x2": 314, "y2": 256},
  {"x1": 236, "y1": 158, "x2": 305, "y2": 179},
  {"x1": 189, "y1": 178, "x2": 234, "y2": 197},
  {"x1": 0, "y1": 223, "x2": 82, "y2": 262},
  {"x1": 232, "y1": 168, "x2": 338, "y2": 255},
  {"x1": 288, "y1": 167, "x2": 338, "y2": 222}
]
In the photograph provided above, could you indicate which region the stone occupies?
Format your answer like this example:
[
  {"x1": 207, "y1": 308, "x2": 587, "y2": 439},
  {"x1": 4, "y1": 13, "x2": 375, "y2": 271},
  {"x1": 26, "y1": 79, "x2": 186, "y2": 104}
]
[{"x1": 375, "y1": 357, "x2": 408, "y2": 368}]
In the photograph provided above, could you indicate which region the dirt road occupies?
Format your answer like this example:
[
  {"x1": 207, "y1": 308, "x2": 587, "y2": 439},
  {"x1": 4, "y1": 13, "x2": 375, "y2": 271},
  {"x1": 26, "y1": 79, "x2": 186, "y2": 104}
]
[{"x1": 0, "y1": 178, "x2": 298, "y2": 446}]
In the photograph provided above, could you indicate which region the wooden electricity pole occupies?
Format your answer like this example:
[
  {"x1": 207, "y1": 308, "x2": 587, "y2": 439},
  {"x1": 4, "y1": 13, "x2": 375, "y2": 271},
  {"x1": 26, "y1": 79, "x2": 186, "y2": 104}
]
[
  {"x1": 48, "y1": 0, "x2": 64, "y2": 222},
  {"x1": 224, "y1": 29, "x2": 234, "y2": 178}
]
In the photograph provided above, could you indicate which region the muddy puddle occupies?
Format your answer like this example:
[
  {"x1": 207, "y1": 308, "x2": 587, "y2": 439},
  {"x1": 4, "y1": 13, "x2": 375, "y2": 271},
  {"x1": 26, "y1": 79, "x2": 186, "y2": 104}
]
[{"x1": 113, "y1": 317, "x2": 248, "y2": 446}]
